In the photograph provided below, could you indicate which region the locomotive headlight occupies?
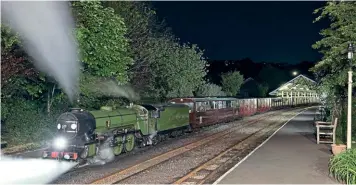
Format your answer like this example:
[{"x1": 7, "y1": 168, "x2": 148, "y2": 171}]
[
  {"x1": 54, "y1": 137, "x2": 66, "y2": 150},
  {"x1": 70, "y1": 123, "x2": 77, "y2": 130},
  {"x1": 57, "y1": 123, "x2": 61, "y2": 130}
]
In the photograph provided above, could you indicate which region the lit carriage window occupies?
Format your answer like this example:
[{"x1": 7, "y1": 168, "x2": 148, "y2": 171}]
[
  {"x1": 196, "y1": 102, "x2": 200, "y2": 112},
  {"x1": 218, "y1": 101, "x2": 222, "y2": 109},
  {"x1": 196, "y1": 102, "x2": 207, "y2": 112},
  {"x1": 205, "y1": 102, "x2": 210, "y2": 111},
  {"x1": 205, "y1": 102, "x2": 211, "y2": 110},
  {"x1": 222, "y1": 101, "x2": 226, "y2": 108}
]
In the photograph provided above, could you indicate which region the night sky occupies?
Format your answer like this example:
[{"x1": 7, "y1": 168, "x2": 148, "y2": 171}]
[{"x1": 153, "y1": 1, "x2": 329, "y2": 64}]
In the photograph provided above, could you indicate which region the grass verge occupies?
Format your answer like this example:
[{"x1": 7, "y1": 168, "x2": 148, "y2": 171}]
[{"x1": 1, "y1": 142, "x2": 44, "y2": 155}]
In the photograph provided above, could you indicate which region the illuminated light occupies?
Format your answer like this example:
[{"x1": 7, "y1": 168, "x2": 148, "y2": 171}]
[
  {"x1": 42, "y1": 152, "x2": 48, "y2": 158},
  {"x1": 348, "y1": 43, "x2": 354, "y2": 60},
  {"x1": 73, "y1": 153, "x2": 78, "y2": 160},
  {"x1": 292, "y1": 71, "x2": 298, "y2": 76},
  {"x1": 51, "y1": 152, "x2": 58, "y2": 158},
  {"x1": 57, "y1": 124, "x2": 61, "y2": 130},
  {"x1": 63, "y1": 154, "x2": 70, "y2": 160},
  {"x1": 70, "y1": 123, "x2": 77, "y2": 130},
  {"x1": 54, "y1": 137, "x2": 66, "y2": 150}
]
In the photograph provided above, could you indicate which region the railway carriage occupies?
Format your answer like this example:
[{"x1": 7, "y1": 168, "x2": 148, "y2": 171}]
[
  {"x1": 257, "y1": 98, "x2": 272, "y2": 113},
  {"x1": 237, "y1": 98, "x2": 257, "y2": 116}
]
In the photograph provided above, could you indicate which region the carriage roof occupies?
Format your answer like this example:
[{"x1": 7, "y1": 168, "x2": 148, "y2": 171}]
[
  {"x1": 169, "y1": 97, "x2": 238, "y2": 103},
  {"x1": 140, "y1": 103, "x2": 189, "y2": 111}
]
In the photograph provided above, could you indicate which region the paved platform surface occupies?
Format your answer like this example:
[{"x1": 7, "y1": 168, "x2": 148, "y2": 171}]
[{"x1": 215, "y1": 107, "x2": 339, "y2": 184}]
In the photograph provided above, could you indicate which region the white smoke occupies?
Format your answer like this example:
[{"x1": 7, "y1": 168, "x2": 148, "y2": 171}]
[
  {"x1": 89, "y1": 141, "x2": 115, "y2": 166},
  {"x1": 147, "y1": 130, "x2": 158, "y2": 145},
  {"x1": 0, "y1": 155, "x2": 77, "y2": 184},
  {"x1": 2, "y1": 1, "x2": 80, "y2": 102},
  {"x1": 90, "y1": 79, "x2": 140, "y2": 101}
]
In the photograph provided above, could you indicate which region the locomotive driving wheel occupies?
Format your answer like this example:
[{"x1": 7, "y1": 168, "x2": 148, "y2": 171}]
[
  {"x1": 124, "y1": 133, "x2": 135, "y2": 152},
  {"x1": 151, "y1": 135, "x2": 159, "y2": 146},
  {"x1": 113, "y1": 136, "x2": 124, "y2": 156}
]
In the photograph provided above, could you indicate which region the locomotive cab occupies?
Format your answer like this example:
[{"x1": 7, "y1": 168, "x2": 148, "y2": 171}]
[{"x1": 150, "y1": 110, "x2": 160, "y2": 118}]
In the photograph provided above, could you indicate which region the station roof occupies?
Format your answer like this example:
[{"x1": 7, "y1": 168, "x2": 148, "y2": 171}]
[{"x1": 268, "y1": 74, "x2": 317, "y2": 96}]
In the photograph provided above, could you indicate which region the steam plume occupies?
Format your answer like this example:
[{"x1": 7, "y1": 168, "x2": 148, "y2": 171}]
[
  {"x1": 88, "y1": 79, "x2": 140, "y2": 101},
  {"x1": 2, "y1": 1, "x2": 80, "y2": 102}
]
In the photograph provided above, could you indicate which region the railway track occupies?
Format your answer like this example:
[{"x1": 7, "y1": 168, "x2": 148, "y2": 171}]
[
  {"x1": 89, "y1": 108, "x2": 299, "y2": 184},
  {"x1": 173, "y1": 112, "x2": 293, "y2": 184},
  {"x1": 113, "y1": 110, "x2": 299, "y2": 184}
]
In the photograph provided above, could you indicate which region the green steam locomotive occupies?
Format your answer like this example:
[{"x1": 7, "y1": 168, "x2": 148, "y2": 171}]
[{"x1": 42, "y1": 103, "x2": 190, "y2": 164}]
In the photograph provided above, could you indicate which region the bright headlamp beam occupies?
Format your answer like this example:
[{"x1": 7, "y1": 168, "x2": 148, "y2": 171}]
[{"x1": 54, "y1": 137, "x2": 66, "y2": 150}]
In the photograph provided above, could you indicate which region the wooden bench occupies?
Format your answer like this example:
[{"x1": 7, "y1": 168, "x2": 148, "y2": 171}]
[{"x1": 316, "y1": 117, "x2": 338, "y2": 144}]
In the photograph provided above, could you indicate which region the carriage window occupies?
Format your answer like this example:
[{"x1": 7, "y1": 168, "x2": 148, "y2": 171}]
[
  {"x1": 196, "y1": 102, "x2": 204, "y2": 112},
  {"x1": 226, "y1": 101, "x2": 232, "y2": 108},
  {"x1": 216, "y1": 101, "x2": 221, "y2": 109},
  {"x1": 209, "y1": 101, "x2": 213, "y2": 109},
  {"x1": 222, "y1": 101, "x2": 226, "y2": 108},
  {"x1": 196, "y1": 102, "x2": 201, "y2": 111},
  {"x1": 205, "y1": 102, "x2": 211, "y2": 111},
  {"x1": 210, "y1": 101, "x2": 216, "y2": 109},
  {"x1": 231, "y1": 101, "x2": 238, "y2": 108},
  {"x1": 196, "y1": 101, "x2": 211, "y2": 112}
]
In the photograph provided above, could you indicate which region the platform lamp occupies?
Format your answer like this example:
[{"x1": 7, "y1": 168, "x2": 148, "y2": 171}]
[{"x1": 347, "y1": 43, "x2": 354, "y2": 149}]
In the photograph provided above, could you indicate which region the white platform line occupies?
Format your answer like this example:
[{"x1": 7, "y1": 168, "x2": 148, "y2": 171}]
[{"x1": 212, "y1": 106, "x2": 314, "y2": 185}]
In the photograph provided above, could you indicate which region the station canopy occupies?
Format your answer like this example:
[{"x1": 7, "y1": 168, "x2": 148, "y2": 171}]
[{"x1": 268, "y1": 74, "x2": 318, "y2": 97}]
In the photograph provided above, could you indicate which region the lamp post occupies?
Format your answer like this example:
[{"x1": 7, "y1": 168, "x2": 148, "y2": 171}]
[
  {"x1": 347, "y1": 43, "x2": 354, "y2": 149},
  {"x1": 292, "y1": 71, "x2": 298, "y2": 76}
]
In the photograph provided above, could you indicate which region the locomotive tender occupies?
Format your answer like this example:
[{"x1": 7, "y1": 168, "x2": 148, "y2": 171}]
[{"x1": 42, "y1": 96, "x2": 317, "y2": 164}]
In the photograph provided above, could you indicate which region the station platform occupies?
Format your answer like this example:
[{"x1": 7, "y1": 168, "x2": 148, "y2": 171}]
[{"x1": 214, "y1": 107, "x2": 339, "y2": 184}]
